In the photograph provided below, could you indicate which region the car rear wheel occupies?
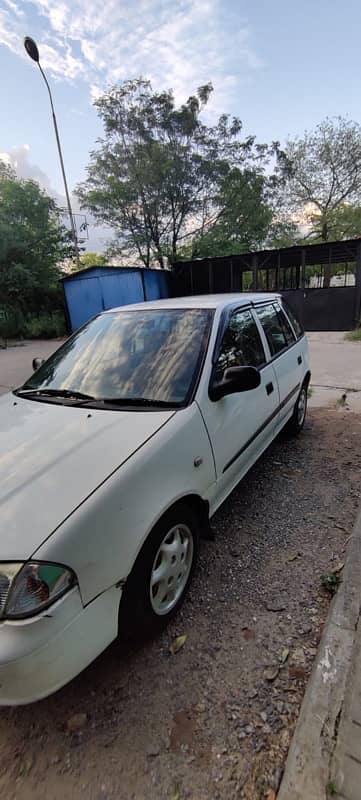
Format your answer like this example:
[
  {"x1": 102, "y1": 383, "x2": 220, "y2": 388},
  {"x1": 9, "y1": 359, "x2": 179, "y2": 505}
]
[{"x1": 119, "y1": 503, "x2": 200, "y2": 640}]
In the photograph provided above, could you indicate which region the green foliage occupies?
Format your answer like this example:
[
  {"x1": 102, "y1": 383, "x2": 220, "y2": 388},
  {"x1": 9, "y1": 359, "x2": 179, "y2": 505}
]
[
  {"x1": 275, "y1": 117, "x2": 361, "y2": 284},
  {"x1": 23, "y1": 312, "x2": 66, "y2": 339},
  {"x1": 345, "y1": 327, "x2": 361, "y2": 341},
  {"x1": 77, "y1": 78, "x2": 275, "y2": 267},
  {"x1": 0, "y1": 305, "x2": 66, "y2": 340},
  {"x1": 326, "y1": 203, "x2": 361, "y2": 240},
  {"x1": 0, "y1": 167, "x2": 74, "y2": 315},
  {"x1": 266, "y1": 218, "x2": 300, "y2": 249},
  {"x1": 190, "y1": 169, "x2": 273, "y2": 257},
  {"x1": 0, "y1": 309, "x2": 66, "y2": 340},
  {"x1": 73, "y1": 251, "x2": 109, "y2": 271},
  {"x1": 321, "y1": 572, "x2": 341, "y2": 595}
]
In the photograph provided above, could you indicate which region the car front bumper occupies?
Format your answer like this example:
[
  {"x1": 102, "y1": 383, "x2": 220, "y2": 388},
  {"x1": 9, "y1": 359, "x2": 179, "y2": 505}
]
[{"x1": 0, "y1": 584, "x2": 121, "y2": 705}]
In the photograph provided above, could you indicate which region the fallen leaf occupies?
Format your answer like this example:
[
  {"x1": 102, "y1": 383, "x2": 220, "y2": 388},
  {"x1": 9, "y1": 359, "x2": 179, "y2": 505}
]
[
  {"x1": 266, "y1": 600, "x2": 286, "y2": 612},
  {"x1": 332, "y1": 561, "x2": 344, "y2": 573},
  {"x1": 170, "y1": 783, "x2": 182, "y2": 800},
  {"x1": 145, "y1": 743, "x2": 161, "y2": 757},
  {"x1": 19, "y1": 753, "x2": 35, "y2": 777},
  {"x1": 66, "y1": 713, "x2": 87, "y2": 733},
  {"x1": 289, "y1": 665, "x2": 306, "y2": 681},
  {"x1": 288, "y1": 551, "x2": 302, "y2": 562},
  {"x1": 280, "y1": 647, "x2": 290, "y2": 664},
  {"x1": 264, "y1": 666, "x2": 279, "y2": 682},
  {"x1": 265, "y1": 790, "x2": 277, "y2": 800},
  {"x1": 170, "y1": 635, "x2": 187, "y2": 655},
  {"x1": 242, "y1": 627, "x2": 256, "y2": 641}
]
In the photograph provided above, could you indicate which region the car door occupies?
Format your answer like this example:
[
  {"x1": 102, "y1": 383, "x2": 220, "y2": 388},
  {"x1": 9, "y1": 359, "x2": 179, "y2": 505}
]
[
  {"x1": 255, "y1": 301, "x2": 303, "y2": 428},
  {"x1": 198, "y1": 306, "x2": 280, "y2": 510}
]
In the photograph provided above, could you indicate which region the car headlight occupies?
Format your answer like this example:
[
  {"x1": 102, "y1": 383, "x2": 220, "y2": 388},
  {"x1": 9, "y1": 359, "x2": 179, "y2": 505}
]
[{"x1": 0, "y1": 562, "x2": 76, "y2": 620}]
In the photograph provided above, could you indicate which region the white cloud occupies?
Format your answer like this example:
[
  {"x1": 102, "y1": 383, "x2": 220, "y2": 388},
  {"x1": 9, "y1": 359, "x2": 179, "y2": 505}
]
[
  {"x1": 38, "y1": 42, "x2": 85, "y2": 80},
  {"x1": 0, "y1": 9, "x2": 23, "y2": 57},
  {"x1": 90, "y1": 84, "x2": 103, "y2": 103},
  {"x1": 3, "y1": 0, "x2": 24, "y2": 18},
  {"x1": 1, "y1": 0, "x2": 262, "y2": 110},
  {"x1": 0, "y1": 144, "x2": 65, "y2": 200},
  {"x1": 0, "y1": 145, "x2": 109, "y2": 252}
]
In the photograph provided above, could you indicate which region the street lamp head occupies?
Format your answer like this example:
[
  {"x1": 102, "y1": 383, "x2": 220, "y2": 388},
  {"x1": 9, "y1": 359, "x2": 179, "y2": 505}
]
[{"x1": 24, "y1": 36, "x2": 40, "y2": 63}]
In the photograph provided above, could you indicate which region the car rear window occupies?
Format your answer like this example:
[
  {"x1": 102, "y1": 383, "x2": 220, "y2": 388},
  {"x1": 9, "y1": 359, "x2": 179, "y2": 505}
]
[
  {"x1": 273, "y1": 302, "x2": 296, "y2": 346},
  {"x1": 256, "y1": 303, "x2": 291, "y2": 356},
  {"x1": 282, "y1": 301, "x2": 304, "y2": 339}
]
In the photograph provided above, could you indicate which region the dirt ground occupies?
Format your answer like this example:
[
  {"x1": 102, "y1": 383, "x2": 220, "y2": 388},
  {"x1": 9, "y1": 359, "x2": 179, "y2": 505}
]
[{"x1": 1, "y1": 407, "x2": 360, "y2": 800}]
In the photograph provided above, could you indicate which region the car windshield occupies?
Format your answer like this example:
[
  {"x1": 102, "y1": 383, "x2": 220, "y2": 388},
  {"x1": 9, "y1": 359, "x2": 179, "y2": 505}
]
[{"x1": 21, "y1": 308, "x2": 213, "y2": 407}]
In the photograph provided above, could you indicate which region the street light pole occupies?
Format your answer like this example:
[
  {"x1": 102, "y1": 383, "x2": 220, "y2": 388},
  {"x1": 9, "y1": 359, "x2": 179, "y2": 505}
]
[{"x1": 24, "y1": 36, "x2": 81, "y2": 269}]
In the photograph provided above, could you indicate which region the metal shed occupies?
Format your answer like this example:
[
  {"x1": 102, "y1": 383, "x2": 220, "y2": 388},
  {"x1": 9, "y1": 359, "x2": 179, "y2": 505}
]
[
  {"x1": 172, "y1": 238, "x2": 361, "y2": 331},
  {"x1": 62, "y1": 266, "x2": 170, "y2": 332}
]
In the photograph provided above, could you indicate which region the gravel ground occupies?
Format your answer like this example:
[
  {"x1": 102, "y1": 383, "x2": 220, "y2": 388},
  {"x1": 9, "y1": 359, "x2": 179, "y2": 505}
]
[{"x1": 0, "y1": 407, "x2": 360, "y2": 800}]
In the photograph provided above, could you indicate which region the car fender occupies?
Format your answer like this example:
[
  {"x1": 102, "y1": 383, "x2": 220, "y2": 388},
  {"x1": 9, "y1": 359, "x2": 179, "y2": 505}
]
[{"x1": 34, "y1": 403, "x2": 216, "y2": 605}]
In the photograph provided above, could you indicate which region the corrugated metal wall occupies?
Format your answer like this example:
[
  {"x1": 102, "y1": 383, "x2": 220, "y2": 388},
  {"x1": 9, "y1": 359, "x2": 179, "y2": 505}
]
[
  {"x1": 63, "y1": 267, "x2": 170, "y2": 331},
  {"x1": 143, "y1": 269, "x2": 169, "y2": 300}
]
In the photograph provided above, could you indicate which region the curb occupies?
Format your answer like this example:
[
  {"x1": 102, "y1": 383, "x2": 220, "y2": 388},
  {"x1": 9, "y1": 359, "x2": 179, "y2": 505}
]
[{"x1": 278, "y1": 506, "x2": 361, "y2": 800}]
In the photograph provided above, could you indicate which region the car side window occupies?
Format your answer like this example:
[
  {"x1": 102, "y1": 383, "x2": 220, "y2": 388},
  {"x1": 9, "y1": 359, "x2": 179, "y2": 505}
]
[
  {"x1": 256, "y1": 303, "x2": 290, "y2": 356},
  {"x1": 273, "y1": 302, "x2": 296, "y2": 346},
  {"x1": 282, "y1": 301, "x2": 304, "y2": 339},
  {"x1": 214, "y1": 309, "x2": 266, "y2": 381}
]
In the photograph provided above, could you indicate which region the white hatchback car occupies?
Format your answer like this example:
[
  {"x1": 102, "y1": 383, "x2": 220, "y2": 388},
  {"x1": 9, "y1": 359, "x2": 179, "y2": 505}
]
[{"x1": 0, "y1": 293, "x2": 310, "y2": 704}]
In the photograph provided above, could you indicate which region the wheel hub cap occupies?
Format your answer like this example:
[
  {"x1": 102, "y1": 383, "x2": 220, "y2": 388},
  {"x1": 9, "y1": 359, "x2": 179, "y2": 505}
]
[
  {"x1": 150, "y1": 524, "x2": 193, "y2": 615},
  {"x1": 298, "y1": 389, "x2": 306, "y2": 425}
]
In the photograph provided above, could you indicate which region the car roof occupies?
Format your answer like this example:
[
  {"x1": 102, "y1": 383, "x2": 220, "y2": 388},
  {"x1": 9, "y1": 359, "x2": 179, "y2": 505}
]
[{"x1": 107, "y1": 293, "x2": 280, "y2": 313}]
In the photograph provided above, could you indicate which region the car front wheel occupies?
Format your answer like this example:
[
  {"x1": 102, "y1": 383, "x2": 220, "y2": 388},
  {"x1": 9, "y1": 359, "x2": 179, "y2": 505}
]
[
  {"x1": 286, "y1": 383, "x2": 308, "y2": 435},
  {"x1": 119, "y1": 503, "x2": 200, "y2": 639}
]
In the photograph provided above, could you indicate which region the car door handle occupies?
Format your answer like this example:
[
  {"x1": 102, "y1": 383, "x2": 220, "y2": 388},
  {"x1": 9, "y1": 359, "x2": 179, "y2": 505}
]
[
  {"x1": 297, "y1": 355, "x2": 302, "y2": 365},
  {"x1": 266, "y1": 382, "x2": 274, "y2": 396}
]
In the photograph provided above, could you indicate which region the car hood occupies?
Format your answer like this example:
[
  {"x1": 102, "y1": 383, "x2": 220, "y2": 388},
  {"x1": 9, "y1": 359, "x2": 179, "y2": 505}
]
[{"x1": 0, "y1": 393, "x2": 175, "y2": 560}]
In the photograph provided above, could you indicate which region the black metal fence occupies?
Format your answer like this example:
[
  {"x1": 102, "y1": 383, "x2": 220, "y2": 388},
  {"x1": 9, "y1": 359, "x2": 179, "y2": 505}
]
[{"x1": 171, "y1": 239, "x2": 361, "y2": 331}]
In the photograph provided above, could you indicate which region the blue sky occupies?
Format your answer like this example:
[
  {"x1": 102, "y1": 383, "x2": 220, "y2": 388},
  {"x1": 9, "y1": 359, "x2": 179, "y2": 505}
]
[{"x1": 1, "y1": 0, "x2": 361, "y2": 249}]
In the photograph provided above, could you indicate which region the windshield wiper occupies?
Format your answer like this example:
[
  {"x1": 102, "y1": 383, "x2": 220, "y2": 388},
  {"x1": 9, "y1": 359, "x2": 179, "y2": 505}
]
[
  {"x1": 14, "y1": 388, "x2": 96, "y2": 401},
  {"x1": 14, "y1": 389, "x2": 181, "y2": 409},
  {"x1": 96, "y1": 397, "x2": 181, "y2": 408}
]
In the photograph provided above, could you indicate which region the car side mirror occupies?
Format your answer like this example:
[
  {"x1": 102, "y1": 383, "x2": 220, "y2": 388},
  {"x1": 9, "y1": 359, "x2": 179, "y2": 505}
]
[
  {"x1": 209, "y1": 365, "x2": 261, "y2": 402},
  {"x1": 32, "y1": 357, "x2": 45, "y2": 372}
]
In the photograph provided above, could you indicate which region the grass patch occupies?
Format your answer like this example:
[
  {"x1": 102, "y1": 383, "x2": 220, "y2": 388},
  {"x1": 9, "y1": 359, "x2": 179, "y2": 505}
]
[
  {"x1": 326, "y1": 780, "x2": 338, "y2": 796},
  {"x1": 307, "y1": 386, "x2": 313, "y2": 398},
  {"x1": 336, "y1": 393, "x2": 347, "y2": 409},
  {"x1": 321, "y1": 573, "x2": 342, "y2": 596},
  {"x1": 345, "y1": 328, "x2": 361, "y2": 341}
]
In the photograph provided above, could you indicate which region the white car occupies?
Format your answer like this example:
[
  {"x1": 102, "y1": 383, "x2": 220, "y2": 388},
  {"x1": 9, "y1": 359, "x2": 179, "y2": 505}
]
[{"x1": 0, "y1": 293, "x2": 310, "y2": 704}]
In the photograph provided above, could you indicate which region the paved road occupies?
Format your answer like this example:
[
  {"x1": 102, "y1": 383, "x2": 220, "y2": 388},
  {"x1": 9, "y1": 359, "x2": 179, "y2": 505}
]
[
  {"x1": 307, "y1": 332, "x2": 361, "y2": 391},
  {"x1": 307, "y1": 332, "x2": 361, "y2": 413},
  {"x1": 0, "y1": 339, "x2": 63, "y2": 395}
]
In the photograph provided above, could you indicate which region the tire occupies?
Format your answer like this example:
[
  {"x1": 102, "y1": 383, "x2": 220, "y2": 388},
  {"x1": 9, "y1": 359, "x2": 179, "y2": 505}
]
[
  {"x1": 285, "y1": 382, "x2": 308, "y2": 435},
  {"x1": 119, "y1": 503, "x2": 200, "y2": 640}
]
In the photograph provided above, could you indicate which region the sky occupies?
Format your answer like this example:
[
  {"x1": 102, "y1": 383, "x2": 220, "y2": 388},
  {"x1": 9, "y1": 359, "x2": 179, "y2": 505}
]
[{"x1": 1, "y1": 0, "x2": 361, "y2": 250}]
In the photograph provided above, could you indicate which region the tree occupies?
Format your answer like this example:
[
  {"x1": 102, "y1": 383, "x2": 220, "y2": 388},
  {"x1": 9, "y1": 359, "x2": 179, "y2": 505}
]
[
  {"x1": 276, "y1": 117, "x2": 361, "y2": 284},
  {"x1": 72, "y1": 251, "x2": 108, "y2": 271},
  {"x1": 324, "y1": 203, "x2": 361, "y2": 241},
  {"x1": 265, "y1": 219, "x2": 300, "y2": 249},
  {"x1": 189, "y1": 168, "x2": 273, "y2": 257},
  {"x1": 0, "y1": 165, "x2": 74, "y2": 313},
  {"x1": 77, "y1": 79, "x2": 273, "y2": 268}
]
